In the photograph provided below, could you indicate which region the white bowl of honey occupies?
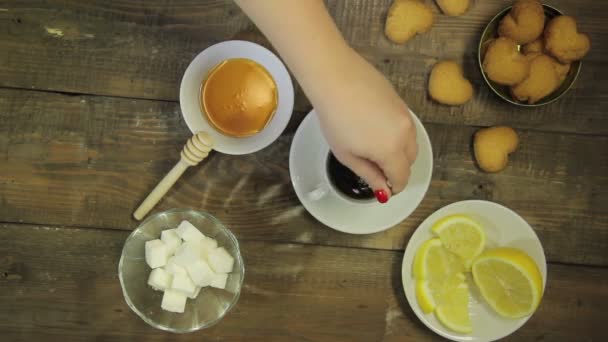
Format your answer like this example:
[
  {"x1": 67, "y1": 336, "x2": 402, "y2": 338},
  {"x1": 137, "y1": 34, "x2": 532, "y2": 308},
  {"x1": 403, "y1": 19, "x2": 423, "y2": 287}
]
[{"x1": 180, "y1": 41, "x2": 294, "y2": 155}]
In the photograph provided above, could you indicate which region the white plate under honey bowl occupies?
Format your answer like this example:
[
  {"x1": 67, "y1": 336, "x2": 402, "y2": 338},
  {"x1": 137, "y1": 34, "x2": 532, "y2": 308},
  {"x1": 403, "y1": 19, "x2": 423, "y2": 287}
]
[{"x1": 180, "y1": 40, "x2": 294, "y2": 155}]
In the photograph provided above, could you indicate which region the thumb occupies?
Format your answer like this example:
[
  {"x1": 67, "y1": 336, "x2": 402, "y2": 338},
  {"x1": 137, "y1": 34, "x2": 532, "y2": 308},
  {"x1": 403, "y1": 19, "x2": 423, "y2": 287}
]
[{"x1": 336, "y1": 153, "x2": 391, "y2": 203}]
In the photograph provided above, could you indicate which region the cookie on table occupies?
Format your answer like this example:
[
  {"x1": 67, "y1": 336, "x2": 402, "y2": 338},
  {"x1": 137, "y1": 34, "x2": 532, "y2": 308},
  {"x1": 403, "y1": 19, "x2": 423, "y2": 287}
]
[
  {"x1": 436, "y1": 0, "x2": 470, "y2": 16},
  {"x1": 544, "y1": 15, "x2": 591, "y2": 63},
  {"x1": 385, "y1": 0, "x2": 434, "y2": 44},
  {"x1": 482, "y1": 37, "x2": 530, "y2": 86},
  {"x1": 498, "y1": 0, "x2": 545, "y2": 44},
  {"x1": 511, "y1": 54, "x2": 560, "y2": 104},
  {"x1": 428, "y1": 60, "x2": 473, "y2": 105},
  {"x1": 474, "y1": 126, "x2": 519, "y2": 173}
]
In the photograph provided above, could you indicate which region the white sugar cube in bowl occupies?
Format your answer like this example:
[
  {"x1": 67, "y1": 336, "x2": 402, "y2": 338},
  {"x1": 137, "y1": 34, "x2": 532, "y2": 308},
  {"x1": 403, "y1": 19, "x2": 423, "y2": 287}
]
[{"x1": 118, "y1": 209, "x2": 244, "y2": 333}]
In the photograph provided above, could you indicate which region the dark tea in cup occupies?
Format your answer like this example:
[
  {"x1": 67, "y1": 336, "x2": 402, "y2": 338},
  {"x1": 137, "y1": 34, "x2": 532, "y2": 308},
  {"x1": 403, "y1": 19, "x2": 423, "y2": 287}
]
[{"x1": 326, "y1": 152, "x2": 374, "y2": 201}]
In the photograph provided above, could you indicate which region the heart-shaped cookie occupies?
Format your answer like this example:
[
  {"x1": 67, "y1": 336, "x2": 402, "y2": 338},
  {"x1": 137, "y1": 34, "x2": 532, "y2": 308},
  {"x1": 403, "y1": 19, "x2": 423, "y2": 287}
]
[
  {"x1": 429, "y1": 60, "x2": 473, "y2": 105},
  {"x1": 498, "y1": 0, "x2": 545, "y2": 44},
  {"x1": 474, "y1": 126, "x2": 519, "y2": 173},
  {"x1": 385, "y1": 0, "x2": 434, "y2": 44},
  {"x1": 522, "y1": 38, "x2": 545, "y2": 55},
  {"x1": 525, "y1": 52, "x2": 571, "y2": 84},
  {"x1": 482, "y1": 37, "x2": 530, "y2": 86},
  {"x1": 512, "y1": 54, "x2": 560, "y2": 104},
  {"x1": 545, "y1": 15, "x2": 591, "y2": 63},
  {"x1": 436, "y1": 0, "x2": 470, "y2": 16}
]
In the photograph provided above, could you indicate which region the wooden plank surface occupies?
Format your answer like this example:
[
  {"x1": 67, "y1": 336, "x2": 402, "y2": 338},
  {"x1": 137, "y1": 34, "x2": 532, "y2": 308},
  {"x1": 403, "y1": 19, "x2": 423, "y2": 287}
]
[
  {"x1": 1, "y1": 223, "x2": 607, "y2": 341},
  {"x1": 1, "y1": 88, "x2": 607, "y2": 266},
  {"x1": 1, "y1": 0, "x2": 607, "y2": 134},
  {"x1": 1, "y1": 0, "x2": 607, "y2": 340}
]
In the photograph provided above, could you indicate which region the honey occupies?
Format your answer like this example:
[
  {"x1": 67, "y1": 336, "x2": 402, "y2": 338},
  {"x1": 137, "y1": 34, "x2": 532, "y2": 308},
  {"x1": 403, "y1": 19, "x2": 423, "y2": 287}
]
[{"x1": 200, "y1": 58, "x2": 278, "y2": 137}]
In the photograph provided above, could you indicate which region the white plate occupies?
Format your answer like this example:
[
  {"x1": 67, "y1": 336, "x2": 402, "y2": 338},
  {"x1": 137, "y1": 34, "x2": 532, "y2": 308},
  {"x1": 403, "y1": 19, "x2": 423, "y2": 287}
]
[
  {"x1": 402, "y1": 200, "x2": 547, "y2": 342},
  {"x1": 289, "y1": 110, "x2": 433, "y2": 234},
  {"x1": 179, "y1": 40, "x2": 294, "y2": 155}
]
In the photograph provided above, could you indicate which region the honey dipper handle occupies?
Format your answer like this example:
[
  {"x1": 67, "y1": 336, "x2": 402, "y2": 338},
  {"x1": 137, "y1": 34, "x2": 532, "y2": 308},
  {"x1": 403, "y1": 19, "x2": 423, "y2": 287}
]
[{"x1": 133, "y1": 159, "x2": 190, "y2": 221}]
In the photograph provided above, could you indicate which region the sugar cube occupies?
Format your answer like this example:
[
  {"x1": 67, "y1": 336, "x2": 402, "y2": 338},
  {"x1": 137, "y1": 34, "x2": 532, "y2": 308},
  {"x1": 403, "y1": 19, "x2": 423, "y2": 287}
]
[
  {"x1": 148, "y1": 268, "x2": 172, "y2": 291},
  {"x1": 186, "y1": 259, "x2": 215, "y2": 287},
  {"x1": 173, "y1": 241, "x2": 204, "y2": 267},
  {"x1": 161, "y1": 289, "x2": 187, "y2": 313},
  {"x1": 188, "y1": 286, "x2": 201, "y2": 299},
  {"x1": 164, "y1": 256, "x2": 187, "y2": 275},
  {"x1": 201, "y1": 237, "x2": 218, "y2": 250},
  {"x1": 210, "y1": 273, "x2": 228, "y2": 289},
  {"x1": 207, "y1": 247, "x2": 234, "y2": 273},
  {"x1": 200, "y1": 238, "x2": 218, "y2": 260},
  {"x1": 145, "y1": 239, "x2": 168, "y2": 269},
  {"x1": 176, "y1": 220, "x2": 205, "y2": 242},
  {"x1": 171, "y1": 272, "x2": 197, "y2": 298},
  {"x1": 161, "y1": 228, "x2": 182, "y2": 255}
]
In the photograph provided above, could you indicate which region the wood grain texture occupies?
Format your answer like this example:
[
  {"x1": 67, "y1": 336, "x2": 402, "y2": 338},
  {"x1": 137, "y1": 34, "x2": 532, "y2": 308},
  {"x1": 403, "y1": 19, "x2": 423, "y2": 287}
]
[
  {"x1": 1, "y1": 223, "x2": 607, "y2": 341},
  {"x1": 1, "y1": 88, "x2": 607, "y2": 266},
  {"x1": 1, "y1": 0, "x2": 607, "y2": 134}
]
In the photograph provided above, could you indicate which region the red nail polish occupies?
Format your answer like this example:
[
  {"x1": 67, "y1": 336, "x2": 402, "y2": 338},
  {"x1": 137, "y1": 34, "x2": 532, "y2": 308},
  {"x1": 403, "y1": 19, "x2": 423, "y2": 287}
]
[{"x1": 375, "y1": 190, "x2": 388, "y2": 204}]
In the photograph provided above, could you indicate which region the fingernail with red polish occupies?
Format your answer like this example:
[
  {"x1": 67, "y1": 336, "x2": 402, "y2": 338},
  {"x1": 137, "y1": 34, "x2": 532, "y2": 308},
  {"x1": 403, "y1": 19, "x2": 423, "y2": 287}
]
[{"x1": 375, "y1": 190, "x2": 389, "y2": 204}]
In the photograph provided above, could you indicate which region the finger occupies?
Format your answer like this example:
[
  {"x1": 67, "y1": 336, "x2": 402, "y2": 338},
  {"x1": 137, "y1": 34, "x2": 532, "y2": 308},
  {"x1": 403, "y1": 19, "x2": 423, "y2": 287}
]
[
  {"x1": 376, "y1": 151, "x2": 412, "y2": 194},
  {"x1": 406, "y1": 141, "x2": 418, "y2": 166},
  {"x1": 406, "y1": 124, "x2": 418, "y2": 163},
  {"x1": 335, "y1": 152, "x2": 392, "y2": 202}
]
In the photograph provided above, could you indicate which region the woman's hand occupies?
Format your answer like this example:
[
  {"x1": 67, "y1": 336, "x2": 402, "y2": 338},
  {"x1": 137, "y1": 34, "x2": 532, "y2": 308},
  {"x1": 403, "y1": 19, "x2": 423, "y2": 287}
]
[
  {"x1": 234, "y1": 0, "x2": 418, "y2": 202},
  {"x1": 314, "y1": 51, "x2": 418, "y2": 202}
]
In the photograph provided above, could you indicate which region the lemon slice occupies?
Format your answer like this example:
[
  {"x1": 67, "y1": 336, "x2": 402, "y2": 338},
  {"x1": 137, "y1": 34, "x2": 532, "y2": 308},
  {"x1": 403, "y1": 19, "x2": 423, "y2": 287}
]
[
  {"x1": 415, "y1": 280, "x2": 436, "y2": 314},
  {"x1": 417, "y1": 273, "x2": 473, "y2": 333},
  {"x1": 435, "y1": 277, "x2": 472, "y2": 334},
  {"x1": 472, "y1": 248, "x2": 543, "y2": 318},
  {"x1": 432, "y1": 215, "x2": 486, "y2": 269},
  {"x1": 413, "y1": 238, "x2": 464, "y2": 280},
  {"x1": 416, "y1": 273, "x2": 468, "y2": 313}
]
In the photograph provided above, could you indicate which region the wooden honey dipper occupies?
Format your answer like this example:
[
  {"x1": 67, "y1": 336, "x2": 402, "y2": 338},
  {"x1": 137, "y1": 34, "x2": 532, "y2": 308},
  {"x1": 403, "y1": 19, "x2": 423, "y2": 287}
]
[{"x1": 133, "y1": 132, "x2": 214, "y2": 221}]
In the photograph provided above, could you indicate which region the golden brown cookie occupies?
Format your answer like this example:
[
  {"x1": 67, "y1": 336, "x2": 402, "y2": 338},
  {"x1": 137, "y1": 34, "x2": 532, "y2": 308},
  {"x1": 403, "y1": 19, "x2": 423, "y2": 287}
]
[
  {"x1": 498, "y1": 0, "x2": 545, "y2": 44},
  {"x1": 544, "y1": 15, "x2": 591, "y2": 63},
  {"x1": 482, "y1": 37, "x2": 530, "y2": 86},
  {"x1": 552, "y1": 61, "x2": 571, "y2": 83},
  {"x1": 522, "y1": 38, "x2": 544, "y2": 54},
  {"x1": 385, "y1": 0, "x2": 434, "y2": 44},
  {"x1": 525, "y1": 51, "x2": 571, "y2": 84},
  {"x1": 511, "y1": 54, "x2": 560, "y2": 104},
  {"x1": 474, "y1": 126, "x2": 519, "y2": 173},
  {"x1": 436, "y1": 0, "x2": 470, "y2": 16},
  {"x1": 428, "y1": 60, "x2": 473, "y2": 105}
]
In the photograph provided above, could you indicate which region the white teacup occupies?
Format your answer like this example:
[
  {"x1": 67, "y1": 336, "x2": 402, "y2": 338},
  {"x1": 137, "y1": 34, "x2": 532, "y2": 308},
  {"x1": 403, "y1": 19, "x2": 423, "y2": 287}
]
[
  {"x1": 289, "y1": 110, "x2": 433, "y2": 234},
  {"x1": 179, "y1": 40, "x2": 294, "y2": 155},
  {"x1": 306, "y1": 149, "x2": 376, "y2": 204}
]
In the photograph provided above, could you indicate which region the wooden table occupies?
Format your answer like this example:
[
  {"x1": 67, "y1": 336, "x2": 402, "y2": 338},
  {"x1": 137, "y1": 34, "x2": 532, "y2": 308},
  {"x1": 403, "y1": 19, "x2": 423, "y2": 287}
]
[{"x1": 1, "y1": 1, "x2": 607, "y2": 341}]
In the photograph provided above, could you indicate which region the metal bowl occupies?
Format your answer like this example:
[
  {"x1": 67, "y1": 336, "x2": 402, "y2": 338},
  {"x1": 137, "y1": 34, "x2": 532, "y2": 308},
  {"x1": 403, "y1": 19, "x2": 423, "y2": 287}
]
[{"x1": 478, "y1": 4, "x2": 581, "y2": 107}]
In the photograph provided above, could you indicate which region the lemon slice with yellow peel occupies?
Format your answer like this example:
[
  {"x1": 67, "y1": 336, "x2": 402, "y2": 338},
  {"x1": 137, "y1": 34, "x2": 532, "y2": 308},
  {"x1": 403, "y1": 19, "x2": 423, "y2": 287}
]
[
  {"x1": 417, "y1": 273, "x2": 472, "y2": 333},
  {"x1": 413, "y1": 238, "x2": 464, "y2": 280},
  {"x1": 472, "y1": 247, "x2": 543, "y2": 319},
  {"x1": 432, "y1": 215, "x2": 486, "y2": 269},
  {"x1": 414, "y1": 238, "x2": 471, "y2": 333},
  {"x1": 415, "y1": 280, "x2": 436, "y2": 314},
  {"x1": 435, "y1": 277, "x2": 472, "y2": 334}
]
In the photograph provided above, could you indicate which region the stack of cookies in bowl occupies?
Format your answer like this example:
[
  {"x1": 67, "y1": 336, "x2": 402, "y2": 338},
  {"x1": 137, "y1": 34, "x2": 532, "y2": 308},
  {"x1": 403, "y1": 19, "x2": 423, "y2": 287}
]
[{"x1": 480, "y1": 0, "x2": 591, "y2": 106}]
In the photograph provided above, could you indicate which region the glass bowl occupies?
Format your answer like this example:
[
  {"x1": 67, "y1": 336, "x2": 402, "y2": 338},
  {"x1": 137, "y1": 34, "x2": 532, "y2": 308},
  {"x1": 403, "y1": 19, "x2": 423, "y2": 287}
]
[
  {"x1": 118, "y1": 208, "x2": 244, "y2": 333},
  {"x1": 478, "y1": 4, "x2": 581, "y2": 107}
]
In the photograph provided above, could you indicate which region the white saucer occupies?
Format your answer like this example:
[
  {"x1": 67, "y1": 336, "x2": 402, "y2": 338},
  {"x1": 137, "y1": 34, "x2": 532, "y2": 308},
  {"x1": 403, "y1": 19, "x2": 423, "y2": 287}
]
[
  {"x1": 179, "y1": 40, "x2": 294, "y2": 155},
  {"x1": 289, "y1": 110, "x2": 433, "y2": 234},
  {"x1": 402, "y1": 200, "x2": 547, "y2": 342}
]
